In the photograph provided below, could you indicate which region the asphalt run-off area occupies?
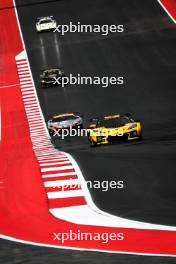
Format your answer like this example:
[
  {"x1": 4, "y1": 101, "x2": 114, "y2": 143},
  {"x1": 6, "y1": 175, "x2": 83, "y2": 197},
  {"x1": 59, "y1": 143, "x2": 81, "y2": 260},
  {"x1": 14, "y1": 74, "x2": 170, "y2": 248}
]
[{"x1": 0, "y1": 0, "x2": 176, "y2": 263}]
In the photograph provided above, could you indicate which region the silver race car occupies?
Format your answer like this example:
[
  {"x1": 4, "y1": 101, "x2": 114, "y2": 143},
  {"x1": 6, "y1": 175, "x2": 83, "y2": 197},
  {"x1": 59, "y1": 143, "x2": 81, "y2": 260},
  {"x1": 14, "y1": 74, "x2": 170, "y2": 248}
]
[
  {"x1": 36, "y1": 16, "x2": 57, "y2": 32},
  {"x1": 47, "y1": 112, "x2": 83, "y2": 137}
]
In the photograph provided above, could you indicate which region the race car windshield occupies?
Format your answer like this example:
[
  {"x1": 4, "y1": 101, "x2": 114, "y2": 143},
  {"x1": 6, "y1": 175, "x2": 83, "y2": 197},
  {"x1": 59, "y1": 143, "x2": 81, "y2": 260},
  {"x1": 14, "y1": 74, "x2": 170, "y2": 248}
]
[
  {"x1": 44, "y1": 70, "x2": 58, "y2": 76},
  {"x1": 40, "y1": 19, "x2": 52, "y2": 24},
  {"x1": 98, "y1": 117, "x2": 129, "y2": 128},
  {"x1": 52, "y1": 116, "x2": 78, "y2": 122}
]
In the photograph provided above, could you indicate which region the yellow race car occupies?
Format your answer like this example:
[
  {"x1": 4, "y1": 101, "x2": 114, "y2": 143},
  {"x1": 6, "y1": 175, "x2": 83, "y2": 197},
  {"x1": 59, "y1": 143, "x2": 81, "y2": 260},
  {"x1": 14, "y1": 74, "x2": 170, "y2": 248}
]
[{"x1": 87, "y1": 113, "x2": 142, "y2": 146}]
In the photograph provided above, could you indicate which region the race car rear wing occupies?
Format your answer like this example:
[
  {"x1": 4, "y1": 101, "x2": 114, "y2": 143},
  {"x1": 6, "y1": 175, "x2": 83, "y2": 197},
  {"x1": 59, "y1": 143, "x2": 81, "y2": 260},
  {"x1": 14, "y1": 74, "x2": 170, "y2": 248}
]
[{"x1": 37, "y1": 16, "x2": 54, "y2": 21}]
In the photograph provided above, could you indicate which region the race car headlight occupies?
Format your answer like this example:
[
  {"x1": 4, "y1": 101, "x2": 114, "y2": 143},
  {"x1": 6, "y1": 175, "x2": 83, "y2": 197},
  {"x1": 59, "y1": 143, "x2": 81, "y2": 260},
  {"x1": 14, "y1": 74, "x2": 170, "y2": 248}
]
[
  {"x1": 128, "y1": 124, "x2": 137, "y2": 129},
  {"x1": 97, "y1": 136, "x2": 103, "y2": 142},
  {"x1": 47, "y1": 121, "x2": 52, "y2": 128},
  {"x1": 76, "y1": 120, "x2": 82, "y2": 125},
  {"x1": 97, "y1": 136, "x2": 107, "y2": 142}
]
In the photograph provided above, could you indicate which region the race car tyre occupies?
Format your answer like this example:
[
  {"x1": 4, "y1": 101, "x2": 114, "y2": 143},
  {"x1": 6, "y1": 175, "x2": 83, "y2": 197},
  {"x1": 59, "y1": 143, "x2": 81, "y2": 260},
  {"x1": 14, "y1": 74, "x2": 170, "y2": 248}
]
[
  {"x1": 88, "y1": 136, "x2": 97, "y2": 147},
  {"x1": 123, "y1": 134, "x2": 129, "y2": 142}
]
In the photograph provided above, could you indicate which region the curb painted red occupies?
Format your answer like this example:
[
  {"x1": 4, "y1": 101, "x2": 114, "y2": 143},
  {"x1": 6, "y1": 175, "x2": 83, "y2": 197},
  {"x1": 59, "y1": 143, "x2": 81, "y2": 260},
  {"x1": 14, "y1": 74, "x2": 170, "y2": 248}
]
[
  {"x1": 158, "y1": 0, "x2": 176, "y2": 22},
  {"x1": 1, "y1": 0, "x2": 176, "y2": 256}
]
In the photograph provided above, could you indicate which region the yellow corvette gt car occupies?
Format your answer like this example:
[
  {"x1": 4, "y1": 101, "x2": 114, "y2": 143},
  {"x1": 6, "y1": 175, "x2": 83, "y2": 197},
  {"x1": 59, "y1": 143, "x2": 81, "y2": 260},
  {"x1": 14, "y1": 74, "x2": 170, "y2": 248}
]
[{"x1": 88, "y1": 113, "x2": 142, "y2": 146}]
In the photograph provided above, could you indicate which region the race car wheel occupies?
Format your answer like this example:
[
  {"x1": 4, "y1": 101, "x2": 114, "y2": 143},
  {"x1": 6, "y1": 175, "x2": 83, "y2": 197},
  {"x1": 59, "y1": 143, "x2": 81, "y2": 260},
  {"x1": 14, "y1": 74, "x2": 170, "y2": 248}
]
[
  {"x1": 138, "y1": 134, "x2": 143, "y2": 140},
  {"x1": 88, "y1": 137, "x2": 97, "y2": 147},
  {"x1": 77, "y1": 124, "x2": 83, "y2": 130},
  {"x1": 49, "y1": 130, "x2": 54, "y2": 137},
  {"x1": 123, "y1": 133, "x2": 129, "y2": 142},
  {"x1": 90, "y1": 141, "x2": 97, "y2": 147}
]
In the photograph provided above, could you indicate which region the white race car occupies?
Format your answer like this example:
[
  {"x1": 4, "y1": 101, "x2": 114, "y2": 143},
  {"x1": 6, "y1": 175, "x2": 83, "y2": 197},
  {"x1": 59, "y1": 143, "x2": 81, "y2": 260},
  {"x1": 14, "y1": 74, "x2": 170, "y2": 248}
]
[
  {"x1": 47, "y1": 112, "x2": 83, "y2": 136},
  {"x1": 36, "y1": 16, "x2": 57, "y2": 32}
]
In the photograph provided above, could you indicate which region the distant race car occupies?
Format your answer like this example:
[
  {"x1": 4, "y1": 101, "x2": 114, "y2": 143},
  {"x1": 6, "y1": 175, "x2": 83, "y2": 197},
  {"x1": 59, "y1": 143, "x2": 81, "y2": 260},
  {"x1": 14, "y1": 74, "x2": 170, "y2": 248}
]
[
  {"x1": 36, "y1": 16, "x2": 57, "y2": 32},
  {"x1": 88, "y1": 113, "x2": 142, "y2": 146},
  {"x1": 40, "y1": 68, "x2": 65, "y2": 87},
  {"x1": 47, "y1": 112, "x2": 83, "y2": 136}
]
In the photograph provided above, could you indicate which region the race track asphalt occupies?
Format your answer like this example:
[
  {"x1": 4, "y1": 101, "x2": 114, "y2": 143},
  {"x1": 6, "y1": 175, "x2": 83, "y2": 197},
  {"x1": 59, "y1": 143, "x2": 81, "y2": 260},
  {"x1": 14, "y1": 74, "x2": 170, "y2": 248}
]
[{"x1": 1, "y1": 0, "x2": 176, "y2": 263}]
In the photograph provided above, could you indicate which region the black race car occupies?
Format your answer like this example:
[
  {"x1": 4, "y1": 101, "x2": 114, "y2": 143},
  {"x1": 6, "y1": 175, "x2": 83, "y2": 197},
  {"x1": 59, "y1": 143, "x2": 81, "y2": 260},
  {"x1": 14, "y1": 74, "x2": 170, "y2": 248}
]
[{"x1": 40, "y1": 68, "x2": 65, "y2": 87}]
